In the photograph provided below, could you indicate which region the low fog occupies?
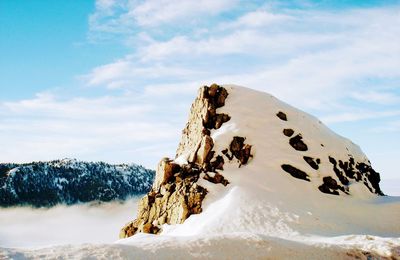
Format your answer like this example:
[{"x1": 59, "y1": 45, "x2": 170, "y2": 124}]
[{"x1": 0, "y1": 198, "x2": 139, "y2": 248}]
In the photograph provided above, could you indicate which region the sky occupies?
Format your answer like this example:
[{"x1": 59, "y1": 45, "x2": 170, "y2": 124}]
[{"x1": 0, "y1": 0, "x2": 399, "y2": 189}]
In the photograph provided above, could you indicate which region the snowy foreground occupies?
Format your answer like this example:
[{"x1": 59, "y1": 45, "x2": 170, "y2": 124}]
[{"x1": 1, "y1": 86, "x2": 399, "y2": 259}]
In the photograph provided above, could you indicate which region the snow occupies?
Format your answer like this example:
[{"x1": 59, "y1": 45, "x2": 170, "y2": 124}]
[{"x1": 1, "y1": 85, "x2": 399, "y2": 259}]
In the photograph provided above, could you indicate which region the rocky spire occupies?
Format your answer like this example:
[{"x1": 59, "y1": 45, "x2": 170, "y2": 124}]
[{"x1": 119, "y1": 84, "x2": 253, "y2": 238}]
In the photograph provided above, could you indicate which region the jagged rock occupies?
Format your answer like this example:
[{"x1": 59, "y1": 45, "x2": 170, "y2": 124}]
[
  {"x1": 120, "y1": 170, "x2": 208, "y2": 238},
  {"x1": 283, "y1": 128, "x2": 294, "y2": 137},
  {"x1": 195, "y1": 135, "x2": 214, "y2": 166},
  {"x1": 276, "y1": 111, "x2": 287, "y2": 121},
  {"x1": 176, "y1": 84, "x2": 230, "y2": 164},
  {"x1": 210, "y1": 155, "x2": 224, "y2": 171},
  {"x1": 214, "y1": 114, "x2": 231, "y2": 129},
  {"x1": 153, "y1": 158, "x2": 180, "y2": 192},
  {"x1": 281, "y1": 164, "x2": 310, "y2": 181},
  {"x1": 120, "y1": 84, "x2": 249, "y2": 238},
  {"x1": 223, "y1": 136, "x2": 253, "y2": 166},
  {"x1": 204, "y1": 172, "x2": 229, "y2": 186},
  {"x1": 289, "y1": 134, "x2": 308, "y2": 151}
]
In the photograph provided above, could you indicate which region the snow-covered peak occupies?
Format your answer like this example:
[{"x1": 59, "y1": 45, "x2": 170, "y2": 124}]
[
  {"x1": 163, "y1": 85, "x2": 398, "y2": 238},
  {"x1": 210, "y1": 85, "x2": 381, "y2": 197},
  {"x1": 122, "y1": 84, "x2": 398, "y2": 250}
]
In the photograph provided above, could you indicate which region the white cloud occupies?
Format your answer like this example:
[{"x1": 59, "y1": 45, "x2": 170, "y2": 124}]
[
  {"x1": 0, "y1": 92, "x2": 187, "y2": 167},
  {"x1": 219, "y1": 9, "x2": 293, "y2": 29},
  {"x1": 88, "y1": 0, "x2": 238, "y2": 39},
  {"x1": 85, "y1": 5, "x2": 400, "y2": 110},
  {"x1": 370, "y1": 120, "x2": 400, "y2": 133},
  {"x1": 127, "y1": 0, "x2": 237, "y2": 27},
  {"x1": 350, "y1": 91, "x2": 400, "y2": 105},
  {"x1": 320, "y1": 110, "x2": 400, "y2": 124}
]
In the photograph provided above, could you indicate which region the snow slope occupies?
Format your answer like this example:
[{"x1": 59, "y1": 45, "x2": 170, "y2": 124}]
[{"x1": 1, "y1": 85, "x2": 399, "y2": 259}]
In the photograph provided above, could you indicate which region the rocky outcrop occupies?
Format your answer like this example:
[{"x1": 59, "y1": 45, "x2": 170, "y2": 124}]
[
  {"x1": 120, "y1": 84, "x2": 252, "y2": 238},
  {"x1": 175, "y1": 83, "x2": 230, "y2": 165},
  {"x1": 328, "y1": 156, "x2": 383, "y2": 195},
  {"x1": 120, "y1": 160, "x2": 207, "y2": 237},
  {"x1": 222, "y1": 137, "x2": 253, "y2": 166}
]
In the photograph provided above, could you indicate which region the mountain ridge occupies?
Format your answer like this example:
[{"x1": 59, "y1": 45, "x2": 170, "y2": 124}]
[{"x1": 0, "y1": 159, "x2": 155, "y2": 207}]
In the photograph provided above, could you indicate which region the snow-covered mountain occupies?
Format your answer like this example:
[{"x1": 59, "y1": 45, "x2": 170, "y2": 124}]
[
  {"x1": 1, "y1": 85, "x2": 399, "y2": 259},
  {"x1": 0, "y1": 159, "x2": 154, "y2": 207}
]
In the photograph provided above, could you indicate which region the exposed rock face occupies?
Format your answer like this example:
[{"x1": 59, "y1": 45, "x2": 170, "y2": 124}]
[
  {"x1": 175, "y1": 83, "x2": 230, "y2": 165},
  {"x1": 120, "y1": 84, "x2": 252, "y2": 238},
  {"x1": 120, "y1": 161, "x2": 207, "y2": 237}
]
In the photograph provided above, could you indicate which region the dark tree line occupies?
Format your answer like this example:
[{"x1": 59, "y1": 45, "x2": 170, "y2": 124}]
[{"x1": 0, "y1": 160, "x2": 155, "y2": 207}]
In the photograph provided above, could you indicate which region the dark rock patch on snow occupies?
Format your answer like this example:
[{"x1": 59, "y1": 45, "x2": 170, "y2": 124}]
[
  {"x1": 318, "y1": 177, "x2": 340, "y2": 195},
  {"x1": 276, "y1": 111, "x2": 287, "y2": 121},
  {"x1": 328, "y1": 156, "x2": 383, "y2": 195},
  {"x1": 303, "y1": 156, "x2": 320, "y2": 170},
  {"x1": 283, "y1": 128, "x2": 294, "y2": 137},
  {"x1": 289, "y1": 134, "x2": 308, "y2": 151},
  {"x1": 281, "y1": 164, "x2": 310, "y2": 182}
]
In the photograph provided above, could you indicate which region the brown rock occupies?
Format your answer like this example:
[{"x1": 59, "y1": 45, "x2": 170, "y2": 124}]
[
  {"x1": 175, "y1": 84, "x2": 230, "y2": 162},
  {"x1": 120, "y1": 170, "x2": 208, "y2": 238},
  {"x1": 208, "y1": 83, "x2": 219, "y2": 97},
  {"x1": 153, "y1": 159, "x2": 180, "y2": 192},
  {"x1": 227, "y1": 136, "x2": 253, "y2": 166},
  {"x1": 204, "y1": 172, "x2": 229, "y2": 186},
  {"x1": 276, "y1": 111, "x2": 287, "y2": 121},
  {"x1": 195, "y1": 135, "x2": 214, "y2": 165},
  {"x1": 283, "y1": 128, "x2": 294, "y2": 137},
  {"x1": 289, "y1": 134, "x2": 308, "y2": 151},
  {"x1": 216, "y1": 87, "x2": 229, "y2": 107}
]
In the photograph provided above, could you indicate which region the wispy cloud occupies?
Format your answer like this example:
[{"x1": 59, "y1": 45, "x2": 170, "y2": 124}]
[
  {"x1": 370, "y1": 120, "x2": 400, "y2": 133},
  {"x1": 321, "y1": 110, "x2": 400, "y2": 124},
  {"x1": 0, "y1": 91, "x2": 187, "y2": 166},
  {"x1": 85, "y1": 4, "x2": 400, "y2": 111}
]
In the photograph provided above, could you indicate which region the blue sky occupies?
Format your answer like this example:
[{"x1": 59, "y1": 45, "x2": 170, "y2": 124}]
[{"x1": 0, "y1": 1, "x2": 399, "y2": 191}]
